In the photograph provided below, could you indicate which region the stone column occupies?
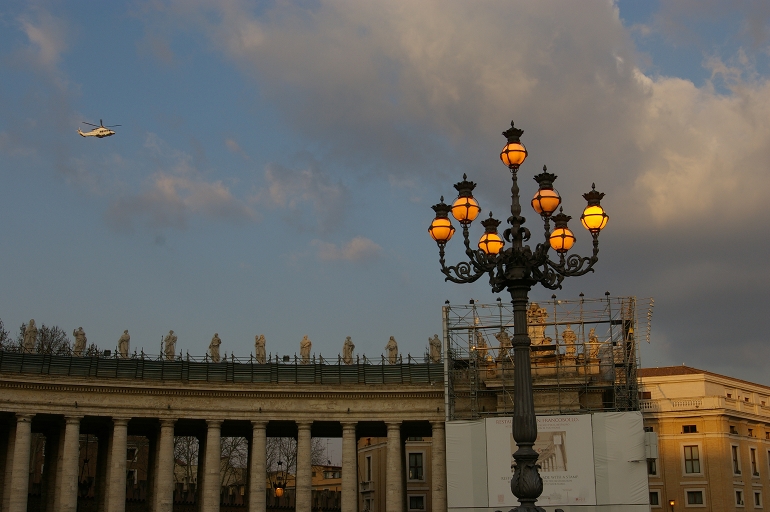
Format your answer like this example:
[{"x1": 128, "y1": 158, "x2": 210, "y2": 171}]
[
  {"x1": 154, "y1": 419, "x2": 176, "y2": 512},
  {"x1": 341, "y1": 422, "x2": 358, "y2": 512},
  {"x1": 59, "y1": 416, "x2": 82, "y2": 512},
  {"x1": 248, "y1": 421, "x2": 267, "y2": 512},
  {"x1": 202, "y1": 420, "x2": 222, "y2": 512},
  {"x1": 430, "y1": 421, "x2": 447, "y2": 512},
  {"x1": 295, "y1": 422, "x2": 312, "y2": 511},
  {"x1": 106, "y1": 417, "x2": 129, "y2": 512},
  {"x1": 8, "y1": 413, "x2": 33, "y2": 512},
  {"x1": 385, "y1": 421, "x2": 403, "y2": 512}
]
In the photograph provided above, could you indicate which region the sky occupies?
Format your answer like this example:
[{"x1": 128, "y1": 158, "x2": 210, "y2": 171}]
[{"x1": 2, "y1": 0, "x2": 770, "y2": 385}]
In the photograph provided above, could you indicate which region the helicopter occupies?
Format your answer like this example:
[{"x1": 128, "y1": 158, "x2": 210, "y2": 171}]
[{"x1": 78, "y1": 119, "x2": 120, "y2": 138}]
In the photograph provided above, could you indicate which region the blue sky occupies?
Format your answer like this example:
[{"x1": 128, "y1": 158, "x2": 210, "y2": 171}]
[{"x1": 2, "y1": 1, "x2": 770, "y2": 384}]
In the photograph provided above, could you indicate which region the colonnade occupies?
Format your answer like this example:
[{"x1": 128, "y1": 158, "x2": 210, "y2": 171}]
[{"x1": 0, "y1": 413, "x2": 447, "y2": 512}]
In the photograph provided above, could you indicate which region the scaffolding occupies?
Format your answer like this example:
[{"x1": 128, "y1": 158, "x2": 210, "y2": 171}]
[{"x1": 444, "y1": 295, "x2": 653, "y2": 420}]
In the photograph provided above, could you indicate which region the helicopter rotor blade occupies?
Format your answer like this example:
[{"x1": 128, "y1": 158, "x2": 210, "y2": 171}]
[
  {"x1": 82, "y1": 122, "x2": 99, "y2": 127},
  {"x1": 104, "y1": 124, "x2": 122, "y2": 128}
]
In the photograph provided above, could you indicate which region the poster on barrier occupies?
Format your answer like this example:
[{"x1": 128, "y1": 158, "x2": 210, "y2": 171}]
[{"x1": 485, "y1": 415, "x2": 597, "y2": 508}]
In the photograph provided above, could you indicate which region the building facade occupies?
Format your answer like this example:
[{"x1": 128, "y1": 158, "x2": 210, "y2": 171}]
[
  {"x1": 357, "y1": 436, "x2": 433, "y2": 512},
  {"x1": 639, "y1": 366, "x2": 770, "y2": 511}
]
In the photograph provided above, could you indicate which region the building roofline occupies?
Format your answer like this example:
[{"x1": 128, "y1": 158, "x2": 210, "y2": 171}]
[{"x1": 639, "y1": 365, "x2": 770, "y2": 392}]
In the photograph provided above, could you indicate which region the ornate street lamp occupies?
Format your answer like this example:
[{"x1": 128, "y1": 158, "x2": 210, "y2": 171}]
[
  {"x1": 429, "y1": 121, "x2": 608, "y2": 512},
  {"x1": 272, "y1": 461, "x2": 286, "y2": 498}
]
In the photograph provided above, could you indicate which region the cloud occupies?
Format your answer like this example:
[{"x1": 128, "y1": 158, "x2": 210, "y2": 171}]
[
  {"x1": 105, "y1": 134, "x2": 257, "y2": 233},
  {"x1": 17, "y1": 8, "x2": 69, "y2": 70},
  {"x1": 225, "y1": 138, "x2": 249, "y2": 159},
  {"x1": 312, "y1": 237, "x2": 382, "y2": 262},
  {"x1": 261, "y1": 161, "x2": 349, "y2": 233}
]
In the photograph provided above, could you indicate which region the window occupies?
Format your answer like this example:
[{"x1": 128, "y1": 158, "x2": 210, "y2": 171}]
[
  {"x1": 750, "y1": 448, "x2": 758, "y2": 476},
  {"x1": 126, "y1": 448, "x2": 137, "y2": 462},
  {"x1": 366, "y1": 456, "x2": 372, "y2": 481},
  {"x1": 407, "y1": 436, "x2": 424, "y2": 441},
  {"x1": 748, "y1": 428, "x2": 754, "y2": 437},
  {"x1": 639, "y1": 391, "x2": 651, "y2": 399},
  {"x1": 745, "y1": 397, "x2": 750, "y2": 403},
  {"x1": 644, "y1": 426, "x2": 654, "y2": 432},
  {"x1": 647, "y1": 458, "x2": 657, "y2": 475},
  {"x1": 126, "y1": 469, "x2": 137, "y2": 485},
  {"x1": 736, "y1": 489, "x2": 744, "y2": 506},
  {"x1": 683, "y1": 425, "x2": 697, "y2": 433},
  {"x1": 766, "y1": 432, "x2": 769, "y2": 440},
  {"x1": 755, "y1": 491, "x2": 762, "y2": 507},
  {"x1": 684, "y1": 446, "x2": 700, "y2": 474},
  {"x1": 686, "y1": 490, "x2": 704, "y2": 505},
  {"x1": 408, "y1": 453, "x2": 424, "y2": 480},
  {"x1": 763, "y1": 400, "x2": 767, "y2": 406},
  {"x1": 408, "y1": 495, "x2": 426, "y2": 510},
  {"x1": 732, "y1": 445, "x2": 741, "y2": 474},
  {"x1": 727, "y1": 393, "x2": 732, "y2": 398},
  {"x1": 649, "y1": 490, "x2": 660, "y2": 506},
  {"x1": 730, "y1": 425, "x2": 738, "y2": 434}
]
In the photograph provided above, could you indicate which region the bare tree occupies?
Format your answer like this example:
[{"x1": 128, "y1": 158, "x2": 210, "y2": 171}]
[
  {"x1": 36, "y1": 324, "x2": 71, "y2": 355},
  {"x1": 220, "y1": 437, "x2": 248, "y2": 487},
  {"x1": 266, "y1": 437, "x2": 328, "y2": 474},
  {"x1": 13, "y1": 322, "x2": 71, "y2": 354},
  {"x1": 0, "y1": 318, "x2": 11, "y2": 351},
  {"x1": 174, "y1": 436, "x2": 199, "y2": 487}
]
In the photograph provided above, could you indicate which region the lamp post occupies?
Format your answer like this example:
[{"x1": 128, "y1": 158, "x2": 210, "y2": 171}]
[
  {"x1": 429, "y1": 121, "x2": 608, "y2": 511},
  {"x1": 669, "y1": 499, "x2": 675, "y2": 511},
  {"x1": 272, "y1": 461, "x2": 286, "y2": 499}
]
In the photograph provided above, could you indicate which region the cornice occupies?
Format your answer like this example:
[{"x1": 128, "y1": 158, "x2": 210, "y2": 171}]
[{"x1": 0, "y1": 379, "x2": 443, "y2": 401}]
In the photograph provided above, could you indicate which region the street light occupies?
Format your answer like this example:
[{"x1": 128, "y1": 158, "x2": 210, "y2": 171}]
[
  {"x1": 272, "y1": 461, "x2": 286, "y2": 498},
  {"x1": 428, "y1": 121, "x2": 608, "y2": 511},
  {"x1": 669, "y1": 499, "x2": 676, "y2": 511}
]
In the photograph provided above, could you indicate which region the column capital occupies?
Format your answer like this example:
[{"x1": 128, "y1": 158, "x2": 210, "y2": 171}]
[
  {"x1": 15, "y1": 413, "x2": 33, "y2": 423},
  {"x1": 296, "y1": 421, "x2": 312, "y2": 431},
  {"x1": 112, "y1": 417, "x2": 130, "y2": 426},
  {"x1": 385, "y1": 420, "x2": 401, "y2": 429},
  {"x1": 341, "y1": 422, "x2": 357, "y2": 431},
  {"x1": 430, "y1": 420, "x2": 446, "y2": 429},
  {"x1": 251, "y1": 420, "x2": 268, "y2": 429},
  {"x1": 159, "y1": 418, "x2": 176, "y2": 428},
  {"x1": 206, "y1": 419, "x2": 223, "y2": 428},
  {"x1": 64, "y1": 415, "x2": 84, "y2": 425}
]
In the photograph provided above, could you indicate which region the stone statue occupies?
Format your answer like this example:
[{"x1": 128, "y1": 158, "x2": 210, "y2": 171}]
[
  {"x1": 342, "y1": 336, "x2": 355, "y2": 365},
  {"x1": 587, "y1": 327, "x2": 600, "y2": 359},
  {"x1": 23, "y1": 320, "x2": 37, "y2": 354},
  {"x1": 164, "y1": 330, "x2": 177, "y2": 361},
  {"x1": 300, "y1": 335, "x2": 312, "y2": 364},
  {"x1": 209, "y1": 333, "x2": 222, "y2": 363},
  {"x1": 118, "y1": 330, "x2": 130, "y2": 358},
  {"x1": 474, "y1": 330, "x2": 487, "y2": 351},
  {"x1": 429, "y1": 334, "x2": 441, "y2": 363},
  {"x1": 385, "y1": 336, "x2": 398, "y2": 364},
  {"x1": 255, "y1": 334, "x2": 266, "y2": 364},
  {"x1": 562, "y1": 324, "x2": 577, "y2": 358},
  {"x1": 72, "y1": 327, "x2": 87, "y2": 357},
  {"x1": 494, "y1": 330, "x2": 512, "y2": 360},
  {"x1": 526, "y1": 303, "x2": 548, "y2": 345}
]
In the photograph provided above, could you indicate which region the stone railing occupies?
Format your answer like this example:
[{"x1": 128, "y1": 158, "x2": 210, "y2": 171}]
[
  {"x1": 640, "y1": 395, "x2": 770, "y2": 418},
  {"x1": 0, "y1": 351, "x2": 443, "y2": 385}
]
